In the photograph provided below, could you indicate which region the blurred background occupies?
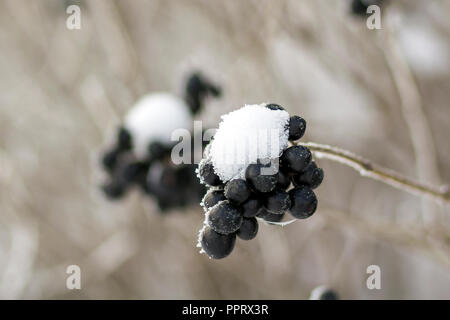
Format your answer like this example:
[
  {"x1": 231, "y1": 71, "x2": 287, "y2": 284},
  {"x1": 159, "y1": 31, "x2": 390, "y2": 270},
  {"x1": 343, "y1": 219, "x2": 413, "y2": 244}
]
[{"x1": 0, "y1": 0, "x2": 449, "y2": 299}]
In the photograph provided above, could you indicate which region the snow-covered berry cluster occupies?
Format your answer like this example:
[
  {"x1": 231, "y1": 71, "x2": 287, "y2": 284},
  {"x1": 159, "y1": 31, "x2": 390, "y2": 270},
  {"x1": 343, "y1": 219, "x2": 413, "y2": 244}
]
[
  {"x1": 197, "y1": 103, "x2": 324, "y2": 259},
  {"x1": 101, "y1": 73, "x2": 220, "y2": 211}
]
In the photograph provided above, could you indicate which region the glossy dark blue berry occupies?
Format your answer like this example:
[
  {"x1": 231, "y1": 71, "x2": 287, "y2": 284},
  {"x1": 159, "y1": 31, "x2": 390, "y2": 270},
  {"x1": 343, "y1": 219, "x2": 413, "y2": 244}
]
[
  {"x1": 237, "y1": 217, "x2": 258, "y2": 240},
  {"x1": 281, "y1": 146, "x2": 312, "y2": 173},
  {"x1": 203, "y1": 189, "x2": 226, "y2": 210},
  {"x1": 266, "y1": 103, "x2": 285, "y2": 111},
  {"x1": 224, "y1": 179, "x2": 251, "y2": 204},
  {"x1": 293, "y1": 161, "x2": 324, "y2": 189},
  {"x1": 257, "y1": 207, "x2": 285, "y2": 222},
  {"x1": 288, "y1": 116, "x2": 306, "y2": 141},
  {"x1": 265, "y1": 189, "x2": 292, "y2": 214},
  {"x1": 276, "y1": 170, "x2": 291, "y2": 190},
  {"x1": 207, "y1": 200, "x2": 243, "y2": 235},
  {"x1": 199, "y1": 161, "x2": 222, "y2": 186},
  {"x1": 201, "y1": 226, "x2": 236, "y2": 259},
  {"x1": 245, "y1": 163, "x2": 277, "y2": 193},
  {"x1": 242, "y1": 195, "x2": 262, "y2": 218},
  {"x1": 289, "y1": 186, "x2": 317, "y2": 219}
]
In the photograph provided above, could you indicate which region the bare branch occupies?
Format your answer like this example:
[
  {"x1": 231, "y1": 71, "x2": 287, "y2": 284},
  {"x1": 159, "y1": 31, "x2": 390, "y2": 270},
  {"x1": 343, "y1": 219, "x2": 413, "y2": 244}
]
[{"x1": 295, "y1": 141, "x2": 450, "y2": 206}]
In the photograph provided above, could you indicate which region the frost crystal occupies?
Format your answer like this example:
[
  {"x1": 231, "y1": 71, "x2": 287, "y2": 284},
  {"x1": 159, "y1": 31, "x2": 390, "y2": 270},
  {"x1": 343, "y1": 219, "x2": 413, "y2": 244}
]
[
  {"x1": 207, "y1": 103, "x2": 290, "y2": 182},
  {"x1": 124, "y1": 93, "x2": 192, "y2": 159}
]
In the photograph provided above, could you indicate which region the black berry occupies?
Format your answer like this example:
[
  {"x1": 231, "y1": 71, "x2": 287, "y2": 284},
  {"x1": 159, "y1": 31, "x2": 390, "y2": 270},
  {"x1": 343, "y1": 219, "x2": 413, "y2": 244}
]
[
  {"x1": 224, "y1": 179, "x2": 251, "y2": 204},
  {"x1": 185, "y1": 73, "x2": 221, "y2": 115},
  {"x1": 245, "y1": 163, "x2": 277, "y2": 193},
  {"x1": 102, "y1": 182, "x2": 125, "y2": 200},
  {"x1": 117, "y1": 127, "x2": 132, "y2": 151},
  {"x1": 310, "y1": 287, "x2": 339, "y2": 300},
  {"x1": 266, "y1": 103, "x2": 285, "y2": 111},
  {"x1": 276, "y1": 170, "x2": 291, "y2": 190},
  {"x1": 319, "y1": 289, "x2": 339, "y2": 300},
  {"x1": 242, "y1": 195, "x2": 262, "y2": 218},
  {"x1": 102, "y1": 149, "x2": 120, "y2": 172},
  {"x1": 201, "y1": 226, "x2": 236, "y2": 259},
  {"x1": 148, "y1": 141, "x2": 169, "y2": 160},
  {"x1": 237, "y1": 217, "x2": 258, "y2": 240},
  {"x1": 207, "y1": 200, "x2": 243, "y2": 235},
  {"x1": 288, "y1": 116, "x2": 306, "y2": 141},
  {"x1": 265, "y1": 189, "x2": 292, "y2": 214},
  {"x1": 289, "y1": 186, "x2": 317, "y2": 219},
  {"x1": 203, "y1": 189, "x2": 226, "y2": 210},
  {"x1": 293, "y1": 161, "x2": 324, "y2": 189},
  {"x1": 281, "y1": 146, "x2": 312, "y2": 173},
  {"x1": 146, "y1": 163, "x2": 178, "y2": 203},
  {"x1": 199, "y1": 161, "x2": 222, "y2": 186},
  {"x1": 257, "y1": 207, "x2": 285, "y2": 222}
]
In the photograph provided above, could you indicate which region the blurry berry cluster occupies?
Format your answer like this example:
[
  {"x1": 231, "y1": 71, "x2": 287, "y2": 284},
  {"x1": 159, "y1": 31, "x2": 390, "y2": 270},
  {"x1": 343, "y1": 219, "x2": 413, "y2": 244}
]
[
  {"x1": 100, "y1": 73, "x2": 220, "y2": 212},
  {"x1": 198, "y1": 104, "x2": 324, "y2": 259}
]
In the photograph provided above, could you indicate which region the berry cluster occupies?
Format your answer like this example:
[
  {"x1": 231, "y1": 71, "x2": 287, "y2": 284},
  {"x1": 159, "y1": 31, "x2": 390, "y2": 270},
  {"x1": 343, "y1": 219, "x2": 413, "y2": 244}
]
[
  {"x1": 197, "y1": 104, "x2": 324, "y2": 259},
  {"x1": 100, "y1": 73, "x2": 220, "y2": 212},
  {"x1": 101, "y1": 128, "x2": 207, "y2": 211}
]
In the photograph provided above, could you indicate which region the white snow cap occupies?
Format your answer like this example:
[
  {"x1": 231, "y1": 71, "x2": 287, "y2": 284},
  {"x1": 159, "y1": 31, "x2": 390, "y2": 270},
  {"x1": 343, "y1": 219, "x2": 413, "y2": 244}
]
[
  {"x1": 124, "y1": 93, "x2": 193, "y2": 159},
  {"x1": 207, "y1": 103, "x2": 290, "y2": 182}
]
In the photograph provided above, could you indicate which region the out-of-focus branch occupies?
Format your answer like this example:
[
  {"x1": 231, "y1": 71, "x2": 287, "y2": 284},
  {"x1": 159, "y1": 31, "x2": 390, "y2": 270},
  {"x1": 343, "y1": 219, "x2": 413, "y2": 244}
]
[
  {"x1": 321, "y1": 208, "x2": 450, "y2": 272},
  {"x1": 381, "y1": 15, "x2": 442, "y2": 225},
  {"x1": 295, "y1": 141, "x2": 450, "y2": 206}
]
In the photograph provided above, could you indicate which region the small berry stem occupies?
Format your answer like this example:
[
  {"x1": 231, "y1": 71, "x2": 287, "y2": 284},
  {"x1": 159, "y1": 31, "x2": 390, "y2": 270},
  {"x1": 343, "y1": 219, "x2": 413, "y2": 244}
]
[{"x1": 294, "y1": 141, "x2": 450, "y2": 206}]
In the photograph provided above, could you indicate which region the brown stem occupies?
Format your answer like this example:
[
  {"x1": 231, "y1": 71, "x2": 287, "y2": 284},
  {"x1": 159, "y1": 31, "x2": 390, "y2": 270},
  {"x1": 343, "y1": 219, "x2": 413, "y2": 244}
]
[{"x1": 294, "y1": 141, "x2": 450, "y2": 206}]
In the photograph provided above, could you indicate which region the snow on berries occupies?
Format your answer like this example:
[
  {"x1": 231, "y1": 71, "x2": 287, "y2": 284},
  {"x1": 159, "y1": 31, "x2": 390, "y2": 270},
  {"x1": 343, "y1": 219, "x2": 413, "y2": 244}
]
[
  {"x1": 100, "y1": 73, "x2": 221, "y2": 211},
  {"x1": 197, "y1": 103, "x2": 325, "y2": 259},
  {"x1": 208, "y1": 103, "x2": 290, "y2": 182},
  {"x1": 124, "y1": 93, "x2": 193, "y2": 160}
]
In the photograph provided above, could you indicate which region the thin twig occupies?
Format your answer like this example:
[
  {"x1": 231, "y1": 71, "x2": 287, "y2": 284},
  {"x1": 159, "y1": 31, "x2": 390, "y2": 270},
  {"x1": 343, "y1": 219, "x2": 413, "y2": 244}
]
[{"x1": 295, "y1": 141, "x2": 450, "y2": 206}]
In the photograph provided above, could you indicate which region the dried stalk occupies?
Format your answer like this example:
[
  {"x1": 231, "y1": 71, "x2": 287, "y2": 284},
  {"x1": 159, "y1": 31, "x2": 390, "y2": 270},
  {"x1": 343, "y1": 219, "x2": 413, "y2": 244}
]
[{"x1": 295, "y1": 141, "x2": 450, "y2": 206}]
